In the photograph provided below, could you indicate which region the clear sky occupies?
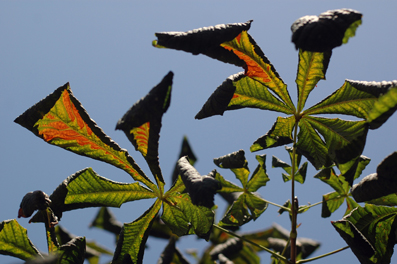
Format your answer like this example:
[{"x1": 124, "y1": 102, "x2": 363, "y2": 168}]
[{"x1": 1, "y1": 1, "x2": 396, "y2": 264}]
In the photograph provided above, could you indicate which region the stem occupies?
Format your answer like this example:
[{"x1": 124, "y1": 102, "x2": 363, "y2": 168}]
[
  {"x1": 290, "y1": 115, "x2": 300, "y2": 264},
  {"x1": 263, "y1": 199, "x2": 291, "y2": 212},
  {"x1": 296, "y1": 246, "x2": 349, "y2": 263},
  {"x1": 213, "y1": 224, "x2": 290, "y2": 264}
]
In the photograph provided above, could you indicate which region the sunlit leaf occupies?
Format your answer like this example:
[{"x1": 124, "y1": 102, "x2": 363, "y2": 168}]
[
  {"x1": 367, "y1": 84, "x2": 397, "y2": 129},
  {"x1": 112, "y1": 199, "x2": 162, "y2": 264},
  {"x1": 0, "y1": 219, "x2": 41, "y2": 261},
  {"x1": 295, "y1": 50, "x2": 331, "y2": 111},
  {"x1": 250, "y1": 116, "x2": 294, "y2": 152},
  {"x1": 351, "y1": 152, "x2": 397, "y2": 204},
  {"x1": 116, "y1": 71, "x2": 174, "y2": 184},
  {"x1": 14, "y1": 83, "x2": 154, "y2": 190},
  {"x1": 333, "y1": 204, "x2": 397, "y2": 264},
  {"x1": 214, "y1": 150, "x2": 250, "y2": 188},
  {"x1": 162, "y1": 193, "x2": 214, "y2": 240},
  {"x1": 196, "y1": 73, "x2": 293, "y2": 120},
  {"x1": 291, "y1": 9, "x2": 362, "y2": 52},
  {"x1": 214, "y1": 171, "x2": 243, "y2": 194},
  {"x1": 247, "y1": 154, "x2": 269, "y2": 192}
]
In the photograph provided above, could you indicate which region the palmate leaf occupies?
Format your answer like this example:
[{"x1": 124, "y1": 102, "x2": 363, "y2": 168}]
[
  {"x1": 154, "y1": 21, "x2": 295, "y2": 114},
  {"x1": 116, "y1": 71, "x2": 174, "y2": 185},
  {"x1": 157, "y1": 237, "x2": 190, "y2": 264},
  {"x1": 30, "y1": 168, "x2": 156, "y2": 223},
  {"x1": 0, "y1": 219, "x2": 41, "y2": 261},
  {"x1": 56, "y1": 236, "x2": 86, "y2": 264},
  {"x1": 272, "y1": 146, "x2": 308, "y2": 184},
  {"x1": 214, "y1": 151, "x2": 269, "y2": 226},
  {"x1": 332, "y1": 204, "x2": 397, "y2": 264},
  {"x1": 112, "y1": 199, "x2": 162, "y2": 264},
  {"x1": 14, "y1": 83, "x2": 155, "y2": 191}
]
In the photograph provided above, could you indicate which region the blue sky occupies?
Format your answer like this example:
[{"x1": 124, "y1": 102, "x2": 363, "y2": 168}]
[{"x1": 1, "y1": 1, "x2": 396, "y2": 263}]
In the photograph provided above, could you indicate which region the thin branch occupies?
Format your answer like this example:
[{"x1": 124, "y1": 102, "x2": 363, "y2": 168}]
[
  {"x1": 296, "y1": 246, "x2": 349, "y2": 263},
  {"x1": 213, "y1": 224, "x2": 290, "y2": 263}
]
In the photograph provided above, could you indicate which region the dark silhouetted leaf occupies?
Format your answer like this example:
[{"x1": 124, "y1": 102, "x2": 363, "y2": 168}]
[
  {"x1": 352, "y1": 152, "x2": 397, "y2": 204},
  {"x1": 116, "y1": 71, "x2": 174, "y2": 184},
  {"x1": 171, "y1": 136, "x2": 197, "y2": 185},
  {"x1": 157, "y1": 237, "x2": 190, "y2": 264},
  {"x1": 210, "y1": 237, "x2": 243, "y2": 261},
  {"x1": 18, "y1": 191, "x2": 51, "y2": 219},
  {"x1": 90, "y1": 207, "x2": 122, "y2": 237},
  {"x1": 56, "y1": 236, "x2": 86, "y2": 264},
  {"x1": 291, "y1": 9, "x2": 362, "y2": 52}
]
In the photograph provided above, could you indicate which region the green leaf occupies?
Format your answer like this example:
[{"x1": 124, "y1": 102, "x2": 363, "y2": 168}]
[
  {"x1": 295, "y1": 50, "x2": 331, "y2": 112},
  {"x1": 247, "y1": 154, "x2": 269, "y2": 192},
  {"x1": 57, "y1": 236, "x2": 86, "y2": 264},
  {"x1": 351, "y1": 152, "x2": 397, "y2": 204},
  {"x1": 214, "y1": 150, "x2": 249, "y2": 188},
  {"x1": 177, "y1": 156, "x2": 221, "y2": 208},
  {"x1": 250, "y1": 116, "x2": 294, "y2": 152},
  {"x1": 291, "y1": 9, "x2": 362, "y2": 52},
  {"x1": 161, "y1": 193, "x2": 214, "y2": 239},
  {"x1": 0, "y1": 219, "x2": 41, "y2": 261},
  {"x1": 367, "y1": 83, "x2": 397, "y2": 129},
  {"x1": 333, "y1": 204, "x2": 397, "y2": 264},
  {"x1": 304, "y1": 80, "x2": 394, "y2": 121},
  {"x1": 272, "y1": 147, "x2": 307, "y2": 184},
  {"x1": 14, "y1": 83, "x2": 155, "y2": 190},
  {"x1": 112, "y1": 199, "x2": 162, "y2": 264},
  {"x1": 32, "y1": 168, "x2": 157, "y2": 223},
  {"x1": 116, "y1": 71, "x2": 174, "y2": 184},
  {"x1": 196, "y1": 73, "x2": 293, "y2": 119}
]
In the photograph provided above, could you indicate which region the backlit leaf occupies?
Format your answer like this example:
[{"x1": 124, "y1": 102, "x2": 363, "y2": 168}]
[
  {"x1": 272, "y1": 147, "x2": 307, "y2": 184},
  {"x1": 247, "y1": 154, "x2": 269, "y2": 192},
  {"x1": 0, "y1": 219, "x2": 41, "y2": 261},
  {"x1": 291, "y1": 9, "x2": 362, "y2": 52},
  {"x1": 90, "y1": 207, "x2": 122, "y2": 237},
  {"x1": 171, "y1": 136, "x2": 197, "y2": 185},
  {"x1": 57, "y1": 237, "x2": 86, "y2": 264},
  {"x1": 116, "y1": 71, "x2": 174, "y2": 184},
  {"x1": 333, "y1": 205, "x2": 397, "y2": 264},
  {"x1": 250, "y1": 116, "x2": 294, "y2": 152},
  {"x1": 31, "y1": 168, "x2": 156, "y2": 223},
  {"x1": 295, "y1": 50, "x2": 331, "y2": 111},
  {"x1": 367, "y1": 83, "x2": 397, "y2": 129},
  {"x1": 14, "y1": 83, "x2": 154, "y2": 190},
  {"x1": 196, "y1": 73, "x2": 293, "y2": 120},
  {"x1": 112, "y1": 199, "x2": 162, "y2": 264}
]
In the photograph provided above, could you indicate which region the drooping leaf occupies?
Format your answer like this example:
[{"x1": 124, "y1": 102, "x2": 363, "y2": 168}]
[
  {"x1": 291, "y1": 9, "x2": 362, "y2": 52},
  {"x1": 171, "y1": 136, "x2": 197, "y2": 185},
  {"x1": 0, "y1": 219, "x2": 41, "y2": 261},
  {"x1": 295, "y1": 50, "x2": 331, "y2": 112},
  {"x1": 30, "y1": 168, "x2": 156, "y2": 223},
  {"x1": 250, "y1": 116, "x2": 294, "y2": 152},
  {"x1": 247, "y1": 154, "x2": 270, "y2": 192},
  {"x1": 116, "y1": 71, "x2": 174, "y2": 184},
  {"x1": 157, "y1": 237, "x2": 190, "y2": 264},
  {"x1": 112, "y1": 199, "x2": 162, "y2": 264},
  {"x1": 351, "y1": 152, "x2": 397, "y2": 204},
  {"x1": 195, "y1": 73, "x2": 293, "y2": 120},
  {"x1": 366, "y1": 83, "x2": 397, "y2": 129},
  {"x1": 176, "y1": 156, "x2": 221, "y2": 208},
  {"x1": 14, "y1": 83, "x2": 154, "y2": 190},
  {"x1": 210, "y1": 237, "x2": 243, "y2": 262},
  {"x1": 332, "y1": 204, "x2": 397, "y2": 264}
]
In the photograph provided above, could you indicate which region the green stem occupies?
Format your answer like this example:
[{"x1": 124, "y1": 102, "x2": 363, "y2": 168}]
[
  {"x1": 296, "y1": 246, "x2": 349, "y2": 263},
  {"x1": 213, "y1": 224, "x2": 290, "y2": 263},
  {"x1": 263, "y1": 199, "x2": 291, "y2": 212}
]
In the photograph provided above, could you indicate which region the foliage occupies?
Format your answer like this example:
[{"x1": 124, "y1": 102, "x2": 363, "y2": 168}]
[{"x1": 1, "y1": 8, "x2": 397, "y2": 264}]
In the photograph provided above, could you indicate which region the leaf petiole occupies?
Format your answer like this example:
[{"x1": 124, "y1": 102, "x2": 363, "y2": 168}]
[{"x1": 296, "y1": 246, "x2": 349, "y2": 263}]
